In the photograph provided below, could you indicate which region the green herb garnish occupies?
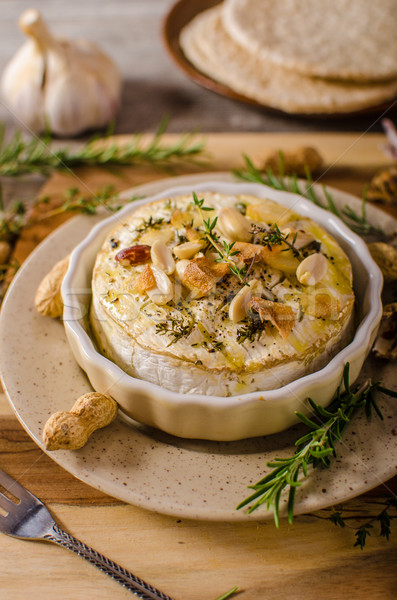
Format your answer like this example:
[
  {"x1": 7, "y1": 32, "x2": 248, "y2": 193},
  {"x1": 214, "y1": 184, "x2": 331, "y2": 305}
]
[
  {"x1": 237, "y1": 364, "x2": 397, "y2": 528},
  {"x1": 250, "y1": 222, "x2": 300, "y2": 257},
  {"x1": 314, "y1": 496, "x2": 397, "y2": 549},
  {"x1": 213, "y1": 586, "x2": 239, "y2": 600},
  {"x1": 234, "y1": 154, "x2": 384, "y2": 238},
  {"x1": 39, "y1": 185, "x2": 138, "y2": 218},
  {"x1": 192, "y1": 192, "x2": 247, "y2": 283},
  {"x1": 155, "y1": 317, "x2": 194, "y2": 345},
  {"x1": 136, "y1": 216, "x2": 165, "y2": 233},
  {"x1": 0, "y1": 120, "x2": 206, "y2": 177},
  {"x1": 236, "y1": 318, "x2": 266, "y2": 344}
]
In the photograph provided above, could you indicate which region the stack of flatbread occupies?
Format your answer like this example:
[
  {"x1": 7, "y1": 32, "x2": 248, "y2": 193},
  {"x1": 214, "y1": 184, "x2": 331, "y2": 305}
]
[{"x1": 180, "y1": 0, "x2": 397, "y2": 114}]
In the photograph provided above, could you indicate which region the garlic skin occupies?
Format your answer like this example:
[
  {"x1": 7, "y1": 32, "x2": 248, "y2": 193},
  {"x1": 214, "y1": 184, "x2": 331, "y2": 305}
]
[{"x1": 1, "y1": 9, "x2": 122, "y2": 136}]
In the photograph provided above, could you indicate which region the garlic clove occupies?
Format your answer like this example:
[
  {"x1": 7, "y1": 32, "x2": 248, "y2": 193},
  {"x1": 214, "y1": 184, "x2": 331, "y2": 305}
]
[
  {"x1": 296, "y1": 253, "x2": 328, "y2": 286},
  {"x1": 281, "y1": 227, "x2": 315, "y2": 250},
  {"x1": 150, "y1": 240, "x2": 175, "y2": 275},
  {"x1": 1, "y1": 9, "x2": 121, "y2": 136},
  {"x1": 173, "y1": 241, "x2": 205, "y2": 260},
  {"x1": 175, "y1": 259, "x2": 190, "y2": 281},
  {"x1": 140, "y1": 227, "x2": 174, "y2": 246},
  {"x1": 44, "y1": 63, "x2": 114, "y2": 136},
  {"x1": 228, "y1": 279, "x2": 258, "y2": 323},
  {"x1": 147, "y1": 266, "x2": 174, "y2": 305},
  {"x1": 217, "y1": 207, "x2": 252, "y2": 242}
]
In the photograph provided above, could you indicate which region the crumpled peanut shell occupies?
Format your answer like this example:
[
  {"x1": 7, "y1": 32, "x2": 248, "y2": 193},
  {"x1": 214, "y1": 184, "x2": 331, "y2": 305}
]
[
  {"x1": 372, "y1": 302, "x2": 397, "y2": 360},
  {"x1": 367, "y1": 242, "x2": 397, "y2": 282},
  {"x1": 264, "y1": 146, "x2": 324, "y2": 176},
  {"x1": 367, "y1": 167, "x2": 397, "y2": 205},
  {"x1": 35, "y1": 254, "x2": 70, "y2": 318}
]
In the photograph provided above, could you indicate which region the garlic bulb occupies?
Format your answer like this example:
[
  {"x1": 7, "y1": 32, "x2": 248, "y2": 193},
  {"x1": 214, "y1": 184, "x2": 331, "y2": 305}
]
[{"x1": 1, "y1": 9, "x2": 122, "y2": 136}]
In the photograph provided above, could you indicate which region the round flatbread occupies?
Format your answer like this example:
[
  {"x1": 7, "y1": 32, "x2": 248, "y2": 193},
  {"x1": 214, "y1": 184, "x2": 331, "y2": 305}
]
[
  {"x1": 180, "y1": 6, "x2": 397, "y2": 114},
  {"x1": 222, "y1": 0, "x2": 397, "y2": 81}
]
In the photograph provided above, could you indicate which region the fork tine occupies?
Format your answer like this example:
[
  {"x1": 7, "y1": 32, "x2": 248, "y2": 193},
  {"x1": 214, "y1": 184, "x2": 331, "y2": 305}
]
[
  {"x1": 0, "y1": 490, "x2": 18, "y2": 514},
  {"x1": 0, "y1": 468, "x2": 32, "y2": 502}
]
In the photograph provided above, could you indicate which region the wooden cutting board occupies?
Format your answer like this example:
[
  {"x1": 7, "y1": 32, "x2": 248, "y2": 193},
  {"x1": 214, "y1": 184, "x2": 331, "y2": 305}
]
[
  {"x1": 12, "y1": 131, "x2": 397, "y2": 264},
  {"x1": 2, "y1": 132, "x2": 397, "y2": 600}
]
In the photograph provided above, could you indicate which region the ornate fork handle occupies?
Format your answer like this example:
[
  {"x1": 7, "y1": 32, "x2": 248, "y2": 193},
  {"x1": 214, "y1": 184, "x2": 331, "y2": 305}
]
[{"x1": 44, "y1": 523, "x2": 174, "y2": 600}]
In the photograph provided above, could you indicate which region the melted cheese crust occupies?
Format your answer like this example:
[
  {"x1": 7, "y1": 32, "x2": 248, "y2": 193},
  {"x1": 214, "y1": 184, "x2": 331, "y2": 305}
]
[{"x1": 90, "y1": 192, "x2": 354, "y2": 396}]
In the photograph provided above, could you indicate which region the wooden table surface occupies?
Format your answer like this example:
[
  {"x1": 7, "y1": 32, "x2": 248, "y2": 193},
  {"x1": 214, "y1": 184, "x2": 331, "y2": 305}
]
[
  {"x1": 0, "y1": 2, "x2": 397, "y2": 598},
  {"x1": 1, "y1": 131, "x2": 397, "y2": 600}
]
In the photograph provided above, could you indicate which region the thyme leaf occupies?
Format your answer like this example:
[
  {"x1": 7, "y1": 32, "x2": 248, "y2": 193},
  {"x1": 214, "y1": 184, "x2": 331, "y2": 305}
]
[
  {"x1": 237, "y1": 364, "x2": 397, "y2": 528},
  {"x1": 192, "y1": 192, "x2": 247, "y2": 283},
  {"x1": 155, "y1": 317, "x2": 194, "y2": 345},
  {"x1": 38, "y1": 185, "x2": 139, "y2": 219},
  {"x1": 136, "y1": 216, "x2": 166, "y2": 233},
  {"x1": 236, "y1": 318, "x2": 266, "y2": 344},
  {"x1": 250, "y1": 222, "x2": 301, "y2": 257},
  {"x1": 315, "y1": 496, "x2": 397, "y2": 549}
]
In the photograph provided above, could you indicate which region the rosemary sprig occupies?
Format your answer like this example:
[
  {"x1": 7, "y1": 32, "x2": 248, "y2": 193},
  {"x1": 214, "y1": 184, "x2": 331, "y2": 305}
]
[
  {"x1": 0, "y1": 120, "x2": 206, "y2": 177},
  {"x1": 237, "y1": 363, "x2": 397, "y2": 527},
  {"x1": 233, "y1": 154, "x2": 384, "y2": 238},
  {"x1": 192, "y1": 192, "x2": 247, "y2": 283}
]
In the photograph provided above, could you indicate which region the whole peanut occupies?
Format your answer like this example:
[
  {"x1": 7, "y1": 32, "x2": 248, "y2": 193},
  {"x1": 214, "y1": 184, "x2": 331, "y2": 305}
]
[{"x1": 43, "y1": 392, "x2": 118, "y2": 450}]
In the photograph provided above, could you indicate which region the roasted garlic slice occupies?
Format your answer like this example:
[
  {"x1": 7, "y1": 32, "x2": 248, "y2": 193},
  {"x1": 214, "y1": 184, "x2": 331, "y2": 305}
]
[{"x1": 248, "y1": 296, "x2": 295, "y2": 339}]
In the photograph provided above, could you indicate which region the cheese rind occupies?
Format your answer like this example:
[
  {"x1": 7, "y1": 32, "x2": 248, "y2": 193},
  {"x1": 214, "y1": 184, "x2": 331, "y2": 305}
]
[{"x1": 91, "y1": 192, "x2": 355, "y2": 396}]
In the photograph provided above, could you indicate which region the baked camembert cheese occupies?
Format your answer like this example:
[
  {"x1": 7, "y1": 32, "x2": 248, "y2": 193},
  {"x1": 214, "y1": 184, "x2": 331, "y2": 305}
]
[{"x1": 90, "y1": 192, "x2": 354, "y2": 396}]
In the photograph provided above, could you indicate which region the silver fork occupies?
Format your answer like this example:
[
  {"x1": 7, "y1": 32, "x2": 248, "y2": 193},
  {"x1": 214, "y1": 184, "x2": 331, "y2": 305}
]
[{"x1": 0, "y1": 468, "x2": 175, "y2": 600}]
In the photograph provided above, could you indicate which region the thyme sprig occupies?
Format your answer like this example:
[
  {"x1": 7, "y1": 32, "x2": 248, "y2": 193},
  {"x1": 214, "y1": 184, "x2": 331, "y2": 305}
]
[
  {"x1": 0, "y1": 194, "x2": 27, "y2": 240},
  {"x1": 237, "y1": 363, "x2": 397, "y2": 527},
  {"x1": 155, "y1": 317, "x2": 194, "y2": 345},
  {"x1": 233, "y1": 154, "x2": 384, "y2": 238},
  {"x1": 0, "y1": 120, "x2": 206, "y2": 177},
  {"x1": 192, "y1": 192, "x2": 247, "y2": 283},
  {"x1": 0, "y1": 186, "x2": 140, "y2": 242},
  {"x1": 136, "y1": 216, "x2": 166, "y2": 233},
  {"x1": 250, "y1": 222, "x2": 301, "y2": 257},
  {"x1": 236, "y1": 317, "x2": 266, "y2": 344},
  {"x1": 38, "y1": 185, "x2": 135, "y2": 218},
  {"x1": 326, "y1": 496, "x2": 397, "y2": 549}
]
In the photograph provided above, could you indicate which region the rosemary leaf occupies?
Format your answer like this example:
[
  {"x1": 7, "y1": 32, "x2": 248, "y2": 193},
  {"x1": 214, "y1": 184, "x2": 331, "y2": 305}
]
[
  {"x1": 233, "y1": 154, "x2": 384, "y2": 238},
  {"x1": 237, "y1": 364, "x2": 397, "y2": 526},
  {"x1": 213, "y1": 586, "x2": 239, "y2": 600},
  {"x1": 0, "y1": 120, "x2": 206, "y2": 177}
]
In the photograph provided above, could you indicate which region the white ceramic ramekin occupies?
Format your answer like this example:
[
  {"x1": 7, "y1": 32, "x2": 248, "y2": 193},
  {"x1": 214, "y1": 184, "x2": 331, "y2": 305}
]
[{"x1": 62, "y1": 181, "x2": 383, "y2": 441}]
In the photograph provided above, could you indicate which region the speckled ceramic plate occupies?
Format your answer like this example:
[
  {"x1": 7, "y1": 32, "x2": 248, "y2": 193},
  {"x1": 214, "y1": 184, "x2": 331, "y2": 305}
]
[{"x1": 0, "y1": 173, "x2": 396, "y2": 521}]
